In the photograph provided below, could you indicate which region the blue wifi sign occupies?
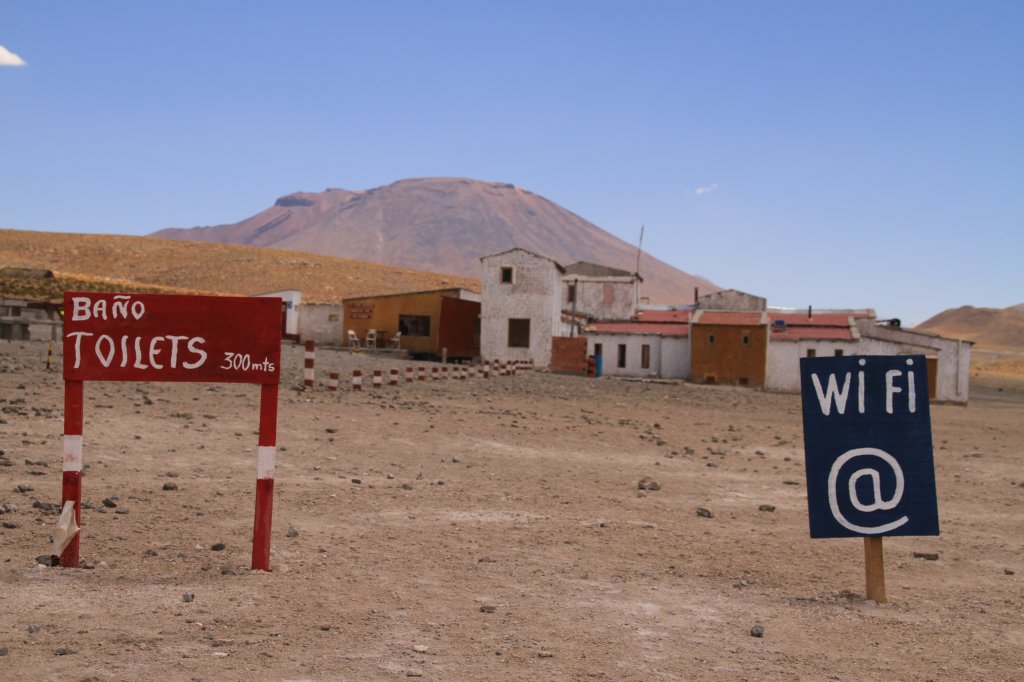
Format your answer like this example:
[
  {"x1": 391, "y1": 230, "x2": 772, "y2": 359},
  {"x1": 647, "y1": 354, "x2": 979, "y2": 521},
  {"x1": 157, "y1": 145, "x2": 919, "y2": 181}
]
[{"x1": 799, "y1": 355, "x2": 940, "y2": 538}]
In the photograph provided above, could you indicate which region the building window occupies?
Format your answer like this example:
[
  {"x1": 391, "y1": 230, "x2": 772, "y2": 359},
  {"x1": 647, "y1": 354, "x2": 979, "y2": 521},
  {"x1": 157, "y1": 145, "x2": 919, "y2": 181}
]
[
  {"x1": 807, "y1": 349, "x2": 817, "y2": 358},
  {"x1": 603, "y1": 284, "x2": 614, "y2": 305},
  {"x1": 834, "y1": 349, "x2": 844, "y2": 357},
  {"x1": 500, "y1": 267, "x2": 513, "y2": 284},
  {"x1": 708, "y1": 333, "x2": 716, "y2": 345},
  {"x1": 328, "y1": 314, "x2": 340, "y2": 322},
  {"x1": 593, "y1": 343, "x2": 603, "y2": 357},
  {"x1": 641, "y1": 344, "x2": 650, "y2": 369},
  {"x1": 742, "y1": 332, "x2": 750, "y2": 345},
  {"x1": 567, "y1": 283, "x2": 576, "y2": 303},
  {"x1": 399, "y1": 314, "x2": 431, "y2": 337},
  {"x1": 617, "y1": 344, "x2": 627, "y2": 368},
  {"x1": 508, "y1": 318, "x2": 530, "y2": 348}
]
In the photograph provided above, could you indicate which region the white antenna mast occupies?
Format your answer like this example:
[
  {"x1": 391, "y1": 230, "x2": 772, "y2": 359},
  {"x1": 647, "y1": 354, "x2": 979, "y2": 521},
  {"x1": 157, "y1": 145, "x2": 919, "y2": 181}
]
[{"x1": 635, "y1": 225, "x2": 644, "y2": 275}]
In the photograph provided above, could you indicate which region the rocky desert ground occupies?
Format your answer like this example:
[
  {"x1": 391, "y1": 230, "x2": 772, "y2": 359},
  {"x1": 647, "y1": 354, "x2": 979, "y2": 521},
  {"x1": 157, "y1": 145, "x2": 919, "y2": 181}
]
[{"x1": 1, "y1": 340, "x2": 1021, "y2": 681}]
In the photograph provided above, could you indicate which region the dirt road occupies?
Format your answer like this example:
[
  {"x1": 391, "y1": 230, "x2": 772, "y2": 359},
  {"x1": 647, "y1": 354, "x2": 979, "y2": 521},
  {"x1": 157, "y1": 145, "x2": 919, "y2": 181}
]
[{"x1": 1, "y1": 341, "x2": 1021, "y2": 680}]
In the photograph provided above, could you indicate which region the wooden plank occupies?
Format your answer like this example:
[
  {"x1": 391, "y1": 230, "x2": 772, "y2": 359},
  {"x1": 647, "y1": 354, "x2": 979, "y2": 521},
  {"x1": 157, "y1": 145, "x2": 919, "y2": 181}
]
[{"x1": 864, "y1": 536, "x2": 887, "y2": 603}]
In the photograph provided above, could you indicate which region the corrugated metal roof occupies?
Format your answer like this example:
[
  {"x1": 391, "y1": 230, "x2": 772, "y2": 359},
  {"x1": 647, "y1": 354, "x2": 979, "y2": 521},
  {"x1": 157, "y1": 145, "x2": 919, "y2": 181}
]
[{"x1": 586, "y1": 322, "x2": 690, "y2": 337}]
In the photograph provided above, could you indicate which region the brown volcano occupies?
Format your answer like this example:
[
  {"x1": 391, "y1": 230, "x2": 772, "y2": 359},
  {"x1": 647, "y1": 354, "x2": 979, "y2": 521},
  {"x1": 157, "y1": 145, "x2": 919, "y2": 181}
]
[{"x1": 152, "y1": 177, "x2": 719, "y2": 303}]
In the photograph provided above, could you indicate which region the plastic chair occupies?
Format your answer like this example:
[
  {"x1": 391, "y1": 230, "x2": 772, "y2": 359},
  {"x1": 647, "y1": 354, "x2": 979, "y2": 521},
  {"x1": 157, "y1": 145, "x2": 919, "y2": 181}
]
[
  {"x1": 388, "y1": 331, "x2": 401, "y2": 350},
  {"x1": 347, "y1": 330, "x2": 361, "y2": 350},
  {"x1": 365, "y1": 329, "x2": 377, "y2": 349}
]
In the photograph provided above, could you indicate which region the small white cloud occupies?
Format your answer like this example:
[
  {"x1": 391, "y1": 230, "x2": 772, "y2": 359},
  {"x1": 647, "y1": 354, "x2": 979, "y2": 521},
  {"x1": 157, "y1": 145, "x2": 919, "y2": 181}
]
[
  {"x1": 0, "y1": 45, "x2": 27, "y2": 67},
  {"x1": 693, "y1": 183, "x2": 719, "y2": 196}
]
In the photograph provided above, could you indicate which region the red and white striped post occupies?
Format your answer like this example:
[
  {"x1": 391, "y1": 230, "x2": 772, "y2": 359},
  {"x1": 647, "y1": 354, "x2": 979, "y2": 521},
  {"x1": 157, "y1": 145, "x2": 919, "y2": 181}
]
[
  {"x1": 418, "y1": 366, "x2": 426, "y2": 381},
  {"x1": 406, "y1": 367, "x2": 414, "y2": 383},
  {"x1": 469, "y1": 364, "x2": 477, "y2": 379},
  {"x1": 303, "y1": 340, "x2": 315, "y2": 388},
  {"x1": 372, "y1": 369, "x2": 382, "y2": 389},
  {"x1": 457, "y1": 366, "x2": 465, "y2": 381},
  {"x1": 252, "y1": 383, "x2": 278, "y2": 571},
  {"x1": 59, "y1": 380, "x2": 84, "y2": 568},
  {"x1": 482, "y1": 362, "x2": 490, "y2": 379},
  {"x1": 352, "y1": 369, "x2": 363, "y2": 391},
  {"x1": 327, "y1": 371, "x2": 339, "y2": 391},
  {"x1": 390, "y1": 368, "x2": 399, "y2": 386},
  {"x1": 442, "y1": 366, "x2": 449, "y2": 380},
  {"x1": 431, "y1": 367, "x2": 438, "y2": 381}
]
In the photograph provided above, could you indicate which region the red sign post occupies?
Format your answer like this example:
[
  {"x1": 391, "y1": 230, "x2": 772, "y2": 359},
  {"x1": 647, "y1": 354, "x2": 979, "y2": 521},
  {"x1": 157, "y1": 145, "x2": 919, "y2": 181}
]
[{"x1": 62, "y1": 292, "x2": 282, "y2": 571}]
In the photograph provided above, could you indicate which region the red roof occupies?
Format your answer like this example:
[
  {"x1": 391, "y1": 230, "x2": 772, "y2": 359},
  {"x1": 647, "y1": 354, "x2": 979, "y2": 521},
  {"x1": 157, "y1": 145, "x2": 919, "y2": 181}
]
[
  {"x1": 694, "y1": 311, "x2": 765, "y2": 326},
  {"x1": 586, "y1": 322, "x2": 690, "y2": 337},
  {"x1": 635, "y1": 309, "x2": 692, "y2": 323}
]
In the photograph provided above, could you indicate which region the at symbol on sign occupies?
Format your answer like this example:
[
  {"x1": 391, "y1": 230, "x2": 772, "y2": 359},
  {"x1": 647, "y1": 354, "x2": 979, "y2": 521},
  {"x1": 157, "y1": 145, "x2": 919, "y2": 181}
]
[{"x1": 827, "y1": 447, "x2": 909, "y2": 535}]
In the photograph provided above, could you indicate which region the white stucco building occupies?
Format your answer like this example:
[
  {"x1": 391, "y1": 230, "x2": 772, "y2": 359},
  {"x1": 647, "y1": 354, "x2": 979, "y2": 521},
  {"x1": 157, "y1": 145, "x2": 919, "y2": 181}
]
[
  {"x1": 562, "y1": 262, "x2": 641, "y2": 324},
  {"x1": 255, "y1": 289, "x2": 301, "y2": 341},
  {"x1": 478, "y1": 249, "x2": 972, "y2": 403},
  {"x1": 480, "y1": 249, "x2": 568, "y2": 367},
  {"x1": 582, "y1": 321, "x2": 690, "y2": 379}
]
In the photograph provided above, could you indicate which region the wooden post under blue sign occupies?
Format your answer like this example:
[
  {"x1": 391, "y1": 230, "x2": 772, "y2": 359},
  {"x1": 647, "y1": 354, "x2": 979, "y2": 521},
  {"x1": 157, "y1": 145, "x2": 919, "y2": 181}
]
[{"x1": 800, "y1": 355, "x2": 940, "y2": 603}]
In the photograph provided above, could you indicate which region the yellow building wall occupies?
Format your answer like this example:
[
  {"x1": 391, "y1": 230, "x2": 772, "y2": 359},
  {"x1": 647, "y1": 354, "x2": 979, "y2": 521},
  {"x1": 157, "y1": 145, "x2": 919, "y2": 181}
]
[{"x1": 344, "y1": 292, "x2": 447, "y2": 354}]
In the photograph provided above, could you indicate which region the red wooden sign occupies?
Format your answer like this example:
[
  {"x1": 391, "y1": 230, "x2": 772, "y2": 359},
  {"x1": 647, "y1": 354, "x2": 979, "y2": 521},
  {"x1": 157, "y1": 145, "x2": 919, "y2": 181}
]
[
  {"x1": 64, "y1": 292, "x2": 281, "y2": 383},
  {"x1": 60, "y1": 292, "x2": 283, "y2": 572}
]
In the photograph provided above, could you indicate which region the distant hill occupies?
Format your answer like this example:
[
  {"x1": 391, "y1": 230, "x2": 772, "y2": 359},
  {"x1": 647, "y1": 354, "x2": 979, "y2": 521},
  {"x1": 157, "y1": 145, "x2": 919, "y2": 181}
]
[
  {"x1": 0, "y1": 229, "x2": 476, "y2": 303},
  {"x1": 915, "y1": 305, "x2": 1024, "y2": 350},
  {"x1": 152, "y1": 177, "x2": 719, "y2": 304}
]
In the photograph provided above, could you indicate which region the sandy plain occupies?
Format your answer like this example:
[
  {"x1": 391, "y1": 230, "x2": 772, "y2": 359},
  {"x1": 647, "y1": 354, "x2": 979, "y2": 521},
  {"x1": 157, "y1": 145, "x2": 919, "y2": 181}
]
[{"x1": 0, "y1": 340, "x2": 1021, "y2": 681}]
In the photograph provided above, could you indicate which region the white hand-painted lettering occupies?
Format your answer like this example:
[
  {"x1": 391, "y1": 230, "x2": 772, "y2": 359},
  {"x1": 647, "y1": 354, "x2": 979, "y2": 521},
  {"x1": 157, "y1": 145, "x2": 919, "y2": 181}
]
[
  {"x1": 66, "y1": 333, "x2": 208, "y2": 372},
  {"x1": 111, "y1": 295, "x2": 131, "y2": 319},
  {"x1": 906, "y1": 358, "x2": 917, "y2": 413},
  {"x1": 827, "y1": 447, "x2": 908, "y2": 534},
  {"x1": 183, "y1": 337, "x2": 207, "y2": 369},
  {"x1": 857, "y1": 358, "x2": 866, "y2": 413},
  {"x1": 67, "y1": 331, "x2": 93, "y2": 368},
  {"x1": 148, "y1": 336, "x2": 165, "y2": 370},
  {"x1": 812, "y1": 372, "x2": 851, "y2": 415},
  {"x1": 95, "y1": 335, "x2": 115, "y2": 367},
  {"x1": 132, "y1": 337, "x2": 148, "y2": 369},
  {"x1": 71, "y1": 297, "x2": 92, "y2": 321},
  {"x1": 165, "y1": 335, "x2": 189, "y2": 368},
  {"x1": 70, "y1": 295, "x2": 146, "y2": 322},
  {"x1": 119, "y1": 335, "x2": 129, "y2": 368},
  {"x1": 885, "y1": 370, "x2": 902, "y2": 414}
]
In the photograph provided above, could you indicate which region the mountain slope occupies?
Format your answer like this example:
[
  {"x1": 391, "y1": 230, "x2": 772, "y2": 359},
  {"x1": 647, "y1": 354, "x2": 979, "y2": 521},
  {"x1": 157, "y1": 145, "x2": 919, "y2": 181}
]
[
  {"x1": 153, "y1": 177, "x2": 719, "y2": 303},
  {"x1": 0, "y1": 229, "x2": 477, "y2": 303},
  {"x1": 915, "y1": 305, "x2": 1024, "y2": 349}
]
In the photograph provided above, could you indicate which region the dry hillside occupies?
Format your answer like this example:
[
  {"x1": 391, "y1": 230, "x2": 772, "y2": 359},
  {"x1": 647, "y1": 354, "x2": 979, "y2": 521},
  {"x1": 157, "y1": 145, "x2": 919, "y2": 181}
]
[
  {"x1": 0, "y1": 229, "x2": 477, "y2": 303},
  {"x1": 152, "y1": 177, "x2": 719, "y2": 304},
  {"x1": 915, "y1": 304, "x2": 1024, "y2": 350}
]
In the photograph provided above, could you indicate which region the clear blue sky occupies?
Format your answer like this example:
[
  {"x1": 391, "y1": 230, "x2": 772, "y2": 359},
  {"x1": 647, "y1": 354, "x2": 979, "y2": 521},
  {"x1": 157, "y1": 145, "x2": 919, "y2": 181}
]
[{"x1": 2, "y1": 1, "x2": 1021, "y2": 324}]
